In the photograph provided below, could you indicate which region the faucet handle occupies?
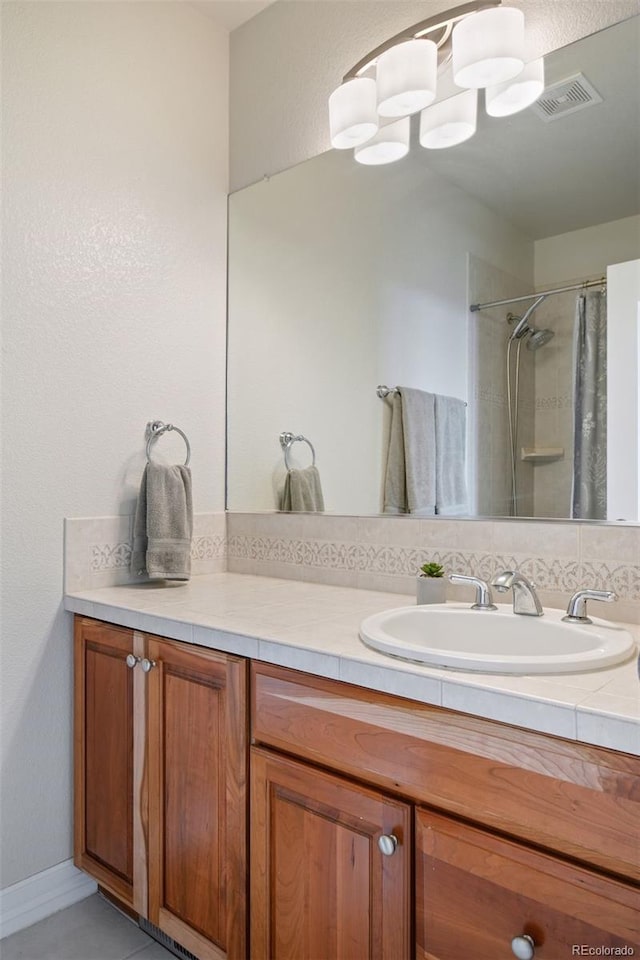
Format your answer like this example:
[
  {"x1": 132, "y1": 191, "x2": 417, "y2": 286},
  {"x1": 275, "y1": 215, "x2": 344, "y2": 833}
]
[
  {"x1": 563, "y1": 589, "x2": 617, "y2": 624},
  {"x1": 449, "y1": 574, "x2": 497, "y2": 611}
]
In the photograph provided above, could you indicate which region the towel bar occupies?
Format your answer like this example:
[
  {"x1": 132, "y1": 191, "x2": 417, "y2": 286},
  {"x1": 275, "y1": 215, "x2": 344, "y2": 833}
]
[
  {"x1": 146, "y1": 420, "x2": 191, "y2": 466},
  {"x1": 279, "y1": 431, "x2": 316, "y2": 470},
  {"x1": 377, "y1": 385, "x2": 398, "y2": 399},
  {"x1": 377, "y1": 385, "x2": 467, "y2": 406}
]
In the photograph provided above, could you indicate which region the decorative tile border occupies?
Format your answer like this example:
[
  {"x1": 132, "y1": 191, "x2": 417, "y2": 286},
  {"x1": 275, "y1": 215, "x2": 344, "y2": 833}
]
[
  {"x1": 226, "y1": 533, "x2": 640, "y2": 606},
  {"x1": 89, "y1": 535, "x2": 226, "y2": 572},
  {"x1": 91, "y1": 542, "x2": 132, "y2": 571},
  {"x1": 66, "y1": 513, "x2": 640, "y2": 619},
  {"x1": 191, "y1": 534, "x2": 226, "y2": 561},
  {"x1": 65, "y1": 514, "x2": 227, "y2": 590},
  {"x1": 535, "y1": 394, "x2": 573, "y2": 410}
]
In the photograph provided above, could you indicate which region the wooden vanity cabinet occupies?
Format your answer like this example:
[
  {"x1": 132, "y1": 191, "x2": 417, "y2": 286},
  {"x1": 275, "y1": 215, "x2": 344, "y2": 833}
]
[
  {"x1": 251, "y1": 663, "x2": 640, "y2": 960},
  {"x1": 74, "y1": 618, "x2": 136, "y2": 906},
  {"x1": 76, "y1": 618, "x2": 639, "y2": 960},
  {"x1": 250, "y1": 747, "x2": 412, "y2": 960},
  {"x1": 416, "y1": 810, "x2": 640, "y2": 960},
  {"x1": 74, "y1": 617, "x2": 247, "y2": 960}
]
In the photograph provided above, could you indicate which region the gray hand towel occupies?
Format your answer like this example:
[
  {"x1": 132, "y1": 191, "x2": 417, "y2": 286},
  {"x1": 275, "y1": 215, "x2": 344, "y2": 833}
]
[
  {"x1": 383, "y1": 388, "x2": 436, "y2": 516},
  {"x1": 434, "y1": 394, "x2": 468, "y2": 515},
  {"x1": 280, "y1": 465, "x2": 325, "y2": 512},
  {"x1": 383, "y1": 393, "x2": 407, "y2": 514},
  {"x1": 131, "y1": 461, "x2": 193, "y2": 580}
]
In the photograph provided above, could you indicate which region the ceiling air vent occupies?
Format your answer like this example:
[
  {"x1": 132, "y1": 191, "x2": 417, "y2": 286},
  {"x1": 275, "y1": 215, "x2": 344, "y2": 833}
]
[{"x1": 531, "y1": 73, "x2": 603, "y2": 122}]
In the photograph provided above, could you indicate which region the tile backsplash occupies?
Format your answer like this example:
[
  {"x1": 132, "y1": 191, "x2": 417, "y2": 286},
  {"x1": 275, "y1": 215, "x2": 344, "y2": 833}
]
[
  {"x1": 226, "y1": 513, "x2": 640, "y2": 625},
  {"x1": 64, "y1": 511, "x2": 639, "y2": 624},
  {"x1": 64, "y1": 513, "x2": 227, "y2": 591}
]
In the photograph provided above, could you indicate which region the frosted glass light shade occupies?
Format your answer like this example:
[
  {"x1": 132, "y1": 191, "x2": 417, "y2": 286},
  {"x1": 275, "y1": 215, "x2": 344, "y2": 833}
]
[
  {"x1": 354, "y1": 117, "x2": 410, "y2": 165},
  {"x1": 377, "y1": 39, "x2": 438, "y2": 118},
  {"x1": 452, "y1": 7, "x2": 525, "y2": 89},
  {"x1": 419, "y1": 89, "x2": 477, "y2": 149},
  {"x1": 485, "y1": 57, "x2": 545, "y2": 116},
  {"x1": 329, "y1": 77, "x2": 378, "y2": 149}
]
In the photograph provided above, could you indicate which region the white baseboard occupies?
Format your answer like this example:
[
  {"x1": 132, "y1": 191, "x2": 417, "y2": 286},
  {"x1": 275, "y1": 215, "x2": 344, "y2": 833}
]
[{"x1": 0, "y1": 858, "x2": 97, "y2": 939}]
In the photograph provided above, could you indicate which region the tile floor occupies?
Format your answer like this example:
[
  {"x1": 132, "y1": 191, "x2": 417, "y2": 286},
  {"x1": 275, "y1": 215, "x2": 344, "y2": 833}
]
[{"x1": 1, "y1": 894, "x2": 175, "y2": 960}]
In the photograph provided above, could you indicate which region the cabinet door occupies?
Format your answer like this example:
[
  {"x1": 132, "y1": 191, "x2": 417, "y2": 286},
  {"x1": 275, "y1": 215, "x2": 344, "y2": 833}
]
[
  {"x1": 251, "y1": 747, "x2": 411, "y2": 960},
  {"x1": 74, "y1": 618, "x2": 138, "y2": 907},
  {"x1": 147, "y1": 638, "x2": 247, "y2": 960},
  {"x1": 416, "y1": 808, "x2": 640, "y2": 960}
]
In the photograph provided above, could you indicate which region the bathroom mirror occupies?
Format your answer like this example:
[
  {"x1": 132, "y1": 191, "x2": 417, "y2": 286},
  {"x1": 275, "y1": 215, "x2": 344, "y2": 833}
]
[{"x1": 227, "y1": 17, "x2": 640, "y2": 521}]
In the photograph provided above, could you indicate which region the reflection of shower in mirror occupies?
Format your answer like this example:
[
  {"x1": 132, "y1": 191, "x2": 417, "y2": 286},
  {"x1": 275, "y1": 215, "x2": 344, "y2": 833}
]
[{"x1": 505, "y1": 297, "x2": 555, "y2": 517}]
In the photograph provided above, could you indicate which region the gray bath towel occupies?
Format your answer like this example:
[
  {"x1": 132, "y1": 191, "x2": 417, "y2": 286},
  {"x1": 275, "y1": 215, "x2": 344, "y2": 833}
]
[
  {"x1": 280, "y1": 465, "x2": 325, "y2": 512},
  {"x1": 434, "y1": 394, "x2": 468, "y2": 515},
  {"x1": 383, "y1": 388, "x2": 436, "y2": 516},
  {"x1": 131, "y1": 461, "x2": 193, "y2": 580},
  {"x1": 383, "y1": 393, "x2": 406, "y2": 514}
]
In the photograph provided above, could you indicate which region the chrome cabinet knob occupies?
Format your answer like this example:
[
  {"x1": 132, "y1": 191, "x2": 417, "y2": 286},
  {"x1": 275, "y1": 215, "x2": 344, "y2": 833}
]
[
  {"x1": 377, "y1": 834, "x2": 398, "y2": 856},
  {"x1": 125, "y1": 654, "x2": 140, "y2": 669},
  {"x1": 511, "y1": 934, "x2": 535, "y2": 959},
  {"x1": 140, "y1": 658, "x2": 156, "y2": 673}
]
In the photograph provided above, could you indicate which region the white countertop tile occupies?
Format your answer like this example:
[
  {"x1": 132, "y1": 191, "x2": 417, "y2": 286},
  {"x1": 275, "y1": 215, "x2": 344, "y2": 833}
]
[{"x1": 64, "y1": 572, "x2": 640, "y2": 755}]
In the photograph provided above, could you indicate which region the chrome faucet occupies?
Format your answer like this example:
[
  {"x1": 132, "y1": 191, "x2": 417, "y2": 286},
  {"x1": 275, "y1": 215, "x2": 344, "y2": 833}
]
[
  {"x1": 562, "y1": 589, "x2": 617, "y2": 624},
  {"x1": 491, "y1": 570, "x2": 543, "y2": 617}
]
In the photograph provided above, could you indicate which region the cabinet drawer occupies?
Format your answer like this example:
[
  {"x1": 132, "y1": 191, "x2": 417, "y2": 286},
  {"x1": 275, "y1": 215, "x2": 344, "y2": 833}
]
[
  {"x1": 251, "y1": 663, "x2": 640, "y2": 881},
  {"x1": 416, "y1": 809, "x2": 640, "y2": 959}
]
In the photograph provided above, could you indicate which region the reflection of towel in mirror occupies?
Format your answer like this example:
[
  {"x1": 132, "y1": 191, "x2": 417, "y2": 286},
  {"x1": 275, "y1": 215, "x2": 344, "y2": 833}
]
[
  {"x1": 130, "y1": 461, "x2": 193, "y2": 580},
  {"x1": 434, "y1": 394, "x2": 468, "y2": 515},
  {"x1": 384, "y1": 388, "x2": 436, "y2": 516},
  {"x1": 280, "y1": 465, "x2": 325, "y2": 512}
]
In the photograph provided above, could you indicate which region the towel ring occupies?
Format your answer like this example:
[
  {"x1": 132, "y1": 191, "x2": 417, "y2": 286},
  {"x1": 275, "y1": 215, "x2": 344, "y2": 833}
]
[
  {"x1": 279, "y1": 431, "x2": 316, "y2": 471},
  {"x1": 146, "y1": 420, "x2": 191, "y2": 466}
]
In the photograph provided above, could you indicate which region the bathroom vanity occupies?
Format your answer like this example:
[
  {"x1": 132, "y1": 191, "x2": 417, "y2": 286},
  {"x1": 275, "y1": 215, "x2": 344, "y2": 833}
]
[{"x1": 68, "y1": 575, "x2": 640, "y2": 960}]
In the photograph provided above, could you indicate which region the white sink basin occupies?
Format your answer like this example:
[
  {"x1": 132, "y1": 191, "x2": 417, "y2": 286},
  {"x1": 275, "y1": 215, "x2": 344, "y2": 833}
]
[{"x1": 359, "y1": 603, "x2": 636, "y2": 674}]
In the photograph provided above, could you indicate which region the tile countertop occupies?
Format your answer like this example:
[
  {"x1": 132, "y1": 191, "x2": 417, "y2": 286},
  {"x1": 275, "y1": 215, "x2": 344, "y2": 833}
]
[{"x1": 64, "y1": 573, "x2": 640, "y2": 757}]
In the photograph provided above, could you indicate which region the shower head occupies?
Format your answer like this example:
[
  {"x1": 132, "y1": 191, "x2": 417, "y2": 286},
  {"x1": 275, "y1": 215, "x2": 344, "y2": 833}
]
[
  {"x1": 508, "y1": 294, "x2": 547, "y2": 341},
  {"x1": 526, "y1": 327, "x2": 555, "y2": 350}
]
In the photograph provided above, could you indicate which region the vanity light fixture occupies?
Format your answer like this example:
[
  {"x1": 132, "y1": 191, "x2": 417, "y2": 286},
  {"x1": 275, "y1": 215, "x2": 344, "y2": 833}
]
[
  {"x1": 354, "y1": 117, "x2": 410, "y2": 165},
  {"x1": 451, "y1": 5, "x2": 525, "y2": 88},
  {"x1": 328, "y1": 0, "x2": 543, "y2": 163},
  {"x1": 376, "y1": 39, "x2": 438, "y2": 117},
  {"x1": 419, "y1": 88, "x2": 477, "y2": 149},
  {"x1": 328, "y1": 76, "x2": 378, "y2": 149},
  {"x1": 485, "y1": 57, "x2": 545, "y2": 116}
]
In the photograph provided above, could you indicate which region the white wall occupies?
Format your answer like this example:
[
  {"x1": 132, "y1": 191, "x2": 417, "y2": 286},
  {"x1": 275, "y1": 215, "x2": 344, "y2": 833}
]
[
  {"x1": 534, "y1": 215, "x2": 640, "y2": 288},
  {"x1": 230, "y1": 0, "x2": 639, "y2": 191},
  {"x1": 1, "y1": 1, "x2": 228, "y2": 889}
]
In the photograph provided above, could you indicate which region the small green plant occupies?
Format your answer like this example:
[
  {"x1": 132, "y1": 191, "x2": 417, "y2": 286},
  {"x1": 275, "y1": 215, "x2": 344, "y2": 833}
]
[{"x1": 419, "y1": 562, "x2": 445, "y2": 578}]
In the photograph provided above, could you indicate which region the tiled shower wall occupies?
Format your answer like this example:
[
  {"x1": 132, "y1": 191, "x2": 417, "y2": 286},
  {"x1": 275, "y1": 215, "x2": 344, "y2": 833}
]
[
  {"x1": 64, "y1": 512, "x2": 639, "y2": 625},
  {"x1": 532, "y1": 289, "x2": 576, "y2": 518},
  {"x1": 468, "y1": 254, "x2": 535, "y2": 517}
]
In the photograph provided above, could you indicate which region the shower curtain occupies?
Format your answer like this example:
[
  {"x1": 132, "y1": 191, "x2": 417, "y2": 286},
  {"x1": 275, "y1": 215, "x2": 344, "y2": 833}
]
[{"x1": 571, "y1": 291, "x2": 607, "y2": 519}]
